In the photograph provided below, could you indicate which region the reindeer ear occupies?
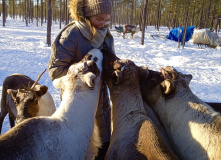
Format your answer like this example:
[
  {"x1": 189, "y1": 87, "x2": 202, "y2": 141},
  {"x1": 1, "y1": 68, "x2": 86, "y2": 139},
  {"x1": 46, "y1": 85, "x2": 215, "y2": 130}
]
[
  {"x1": 161, "y1": 80, "x2": 174, "y2": 95},
  {"x1": 35, "y1": 85, "x2": 48, "y2": 97},
  {"x1": 113, "y1": 60, "x2": 121, "y2": 70},
  {"x1": 139, "y1": 66, "x2": 149, "y2": 79},
  {"x1": 7, "y1": 89, "x2": 18, "y2": 101},
  {"x1": 184, "y1": 74, "x2": 192, "y2": 85},
  {"x1": 112, "y1": 70, "x2": 122, "y2": 84}
]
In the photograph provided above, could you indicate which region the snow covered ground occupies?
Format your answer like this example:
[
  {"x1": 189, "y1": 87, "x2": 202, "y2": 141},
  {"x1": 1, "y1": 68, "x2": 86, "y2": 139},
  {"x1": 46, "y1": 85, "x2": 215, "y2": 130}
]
[{"x1": 0, "y1": 18, "x2": 221, "y2": 134}]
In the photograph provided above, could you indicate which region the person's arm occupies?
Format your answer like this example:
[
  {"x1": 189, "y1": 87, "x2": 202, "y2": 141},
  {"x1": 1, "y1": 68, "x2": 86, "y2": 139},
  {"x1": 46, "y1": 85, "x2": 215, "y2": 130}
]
[{"x1": 48, "y1": 27, "x2": 77, "y2": 81}]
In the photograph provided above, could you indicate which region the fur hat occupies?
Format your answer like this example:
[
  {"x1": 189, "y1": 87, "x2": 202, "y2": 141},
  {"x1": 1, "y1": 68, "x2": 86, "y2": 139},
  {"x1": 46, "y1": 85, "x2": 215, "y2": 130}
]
[{"x1": 83, "y1": 0, "x2": 112, "y2": 17}]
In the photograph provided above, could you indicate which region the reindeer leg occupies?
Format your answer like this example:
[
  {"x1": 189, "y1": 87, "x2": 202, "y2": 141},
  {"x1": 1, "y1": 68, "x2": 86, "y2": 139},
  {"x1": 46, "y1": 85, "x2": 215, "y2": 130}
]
[{"x1": 123, "y1": 32, "x2": 126, "y2": 39}]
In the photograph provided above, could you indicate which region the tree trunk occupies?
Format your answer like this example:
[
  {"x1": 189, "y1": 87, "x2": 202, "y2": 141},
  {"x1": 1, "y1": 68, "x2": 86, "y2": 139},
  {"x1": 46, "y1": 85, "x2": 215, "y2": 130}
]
[
  {"x1": 199, "y1": 0, "x2": 205, "y2": 29},
  {"x1": 12, "y1": 0, "x2": 15, "y2": 19},
  {"x1": 45, "y1": 0, "x2": 47, "y2": 23},
  {"x1": 64, "y1": 0, "x2": 67, "y2": 25},
  {"x1": 215, "y1": 16, "x2": 219, "y2": 33},
  {"x1": 25, "y1": 0, "x2": 28, "y2": 26},
  {"x1": 191, "y1": 0, "x2": 196, "y2": 27},
  {"x1": 66, "y1": 0, "x2": 68, "y2": 24},
  {"x1": 178, "y1": 27, "x2": 181, "y2": 48},
  {"x1": 36, "y1": 0, "x2": 39, "y2": 26},
  {"x1": 2, "y1": 0, "x2": 6, "y2": 26},
  {"x1": 28, "y1": 0, "x2": 31, "y2": 24},
  {"x1": 157, "y1": 0, "x2": 162, "y2": 31},
  {"x1": 129, "y1": 0, "x2": 134, "y2": 24},
  {"x1": 47, "y1": 0, "x2": 52, "y2": 46},
  {"x1": 59, "y1": 0, "x2": 62, "y2": 29},
  {"x1": 182, "y1": 0, "x2": 190, "y2": 48},
  {"x1": 139, "y1": 9, "x2": 143, "y2": 31},
  {"x1": 41, "y1": 0, "x2": 43, "y2": 26},
  {"x1": 206, "y1": 0, "x2": 213, "y2": 28},
  {"x1": 141, "y1": 0, "x2": 148, "y2": 45}
]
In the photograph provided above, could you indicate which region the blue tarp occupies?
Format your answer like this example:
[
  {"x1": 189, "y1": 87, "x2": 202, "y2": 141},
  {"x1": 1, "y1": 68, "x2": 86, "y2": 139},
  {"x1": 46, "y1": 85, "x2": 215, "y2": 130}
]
[
  {"x1": 115, "y1": 26, "x2": 123, "y2": 32},
  {"x1": 166, "y1": 26, "x2": 195, "y2": 42}
]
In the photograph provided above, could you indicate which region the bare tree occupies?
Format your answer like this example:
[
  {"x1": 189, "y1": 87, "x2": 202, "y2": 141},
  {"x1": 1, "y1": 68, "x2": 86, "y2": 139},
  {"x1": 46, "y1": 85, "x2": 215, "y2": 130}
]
[
  {"x1": 191, "y1": 0, "x2": 196, "y2": 27},
  {"x1": 45, "y1": 0, "x2": 47, "y2": 23},
  {"x1": 141, "y1": 0, "x2": 148, "y2": 45},
  {"x1": 2, "y1": 0, "x2": 6, "y2": 26},
  {"x1": 36, "y1": 0, "x2": 39, "y2": 26},
  {"x1": 139, "y1": 8, "x2": 143, "y2": 31},
  {"x1": 41, "y1": 0, "x2": 43, "y2": 26},
  {"x1": 199, "y1": 0, "x2": 205, "y2": 29},
  {"x1": 156, "y1": 0, "x2": 162, "y2": 31},
  {"x1": 206, "y1": 0, "x2": 213, "y2": 28},
  {"x1": 25, "y1": 0, "x2": 28, "y2": 26},
  {"x1": 129, "y1": 0, "x2": 134, "y2": 24},
  {"x1": 181, "y1": 0, "x2": 190, "y2": 48},
  {"x1": 59, "y1": 0, "x2": 62, "y2": 28},
  {"x1": 178, "y1": 27, "x2": 181, "y2": 48},
  {"x1": 47, "y1": 0, "x2": 52, "y2": 46},
  {"x1": 12, "y1": 0, "x2": 15, "y2": 19}
]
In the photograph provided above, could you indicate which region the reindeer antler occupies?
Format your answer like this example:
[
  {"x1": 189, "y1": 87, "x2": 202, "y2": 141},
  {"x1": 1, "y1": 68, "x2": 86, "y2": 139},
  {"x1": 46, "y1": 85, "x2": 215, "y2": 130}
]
[{"x1": 31, "y1": 69, "x2": 47, "y2": 90}]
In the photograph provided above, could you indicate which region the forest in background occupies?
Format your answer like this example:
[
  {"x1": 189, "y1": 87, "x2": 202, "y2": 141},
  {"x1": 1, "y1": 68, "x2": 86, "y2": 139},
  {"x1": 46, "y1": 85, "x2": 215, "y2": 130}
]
[{"x1": 1, "y1": 0, "x2": 221, "y2": 45}]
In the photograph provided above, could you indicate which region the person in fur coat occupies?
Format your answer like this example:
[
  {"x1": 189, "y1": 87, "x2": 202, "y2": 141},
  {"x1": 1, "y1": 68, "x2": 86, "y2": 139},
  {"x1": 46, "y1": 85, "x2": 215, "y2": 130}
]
[{"x1": 48, "y1": 0, "x2": 115, "y2": 159}]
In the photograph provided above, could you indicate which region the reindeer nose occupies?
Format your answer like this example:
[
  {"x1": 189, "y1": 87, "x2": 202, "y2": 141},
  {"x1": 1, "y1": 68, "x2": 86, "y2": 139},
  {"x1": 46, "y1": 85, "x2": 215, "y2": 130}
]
[{"x1": 87, "y1": 62, "x2": 100, "y2": 76}]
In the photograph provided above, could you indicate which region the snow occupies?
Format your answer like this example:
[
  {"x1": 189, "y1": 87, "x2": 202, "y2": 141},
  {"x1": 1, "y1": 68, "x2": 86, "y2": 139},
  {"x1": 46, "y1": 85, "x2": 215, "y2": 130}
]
[{"x1": 0, "y1": 18, "x2": 221, "y2": 134}]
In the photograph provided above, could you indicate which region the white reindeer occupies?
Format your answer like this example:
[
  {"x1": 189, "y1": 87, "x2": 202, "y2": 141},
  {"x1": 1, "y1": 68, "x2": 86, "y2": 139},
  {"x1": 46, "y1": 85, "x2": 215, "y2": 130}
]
[
  {"x1": 141, "y1": 66, "x2": 221, "y2": 160},
  {"x1": 0, "y1": 49, "x2": 103, "y2": 160}
]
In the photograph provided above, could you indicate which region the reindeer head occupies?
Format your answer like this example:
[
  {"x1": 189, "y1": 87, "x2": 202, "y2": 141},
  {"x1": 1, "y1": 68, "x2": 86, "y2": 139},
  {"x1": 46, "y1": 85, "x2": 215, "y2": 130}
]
[
  {"x1": 53, "y1": 49, "x2": 103, "y2": 95},
  {"x1": 7, "y1": 69, "x2": 47, "y2": 124},
  {"x1": 140, "y1": 69, "x2": 165, "y2": 107},
  {"x1": 140, "y1": 66, "x2": 192, "y2": 108},
  {"x1": 105, "y1": 59, "x2": 149, "y2": 90},
  {"x1": 160, "y1": 66, "x2": 192, "y2": 96}
]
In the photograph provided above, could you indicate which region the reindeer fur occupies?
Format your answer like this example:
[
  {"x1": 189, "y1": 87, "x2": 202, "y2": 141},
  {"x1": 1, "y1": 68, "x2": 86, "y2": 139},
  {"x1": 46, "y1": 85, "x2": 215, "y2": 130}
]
[
  {"x1": 141, "y1": 66, "x2": 221, "y2": 160},
  {"x1": 0, "y1": 73, "x2": 56, "y2": 133},
  {"x1": 0, "y1": 49, "x2": 103, "y2": 160},
  {"x1": 104, "y1": 59, "x2": 178, "y2": 160}
]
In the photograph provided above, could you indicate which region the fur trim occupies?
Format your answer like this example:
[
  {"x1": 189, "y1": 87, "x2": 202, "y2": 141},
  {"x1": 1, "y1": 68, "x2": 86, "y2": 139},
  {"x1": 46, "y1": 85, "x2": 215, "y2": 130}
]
[
  {"x1": 68, "y1": 0, "x2": 84, "y2": 21},
  {"x1": 68, "y1": 0, "x2": 96, "y2": 36}
]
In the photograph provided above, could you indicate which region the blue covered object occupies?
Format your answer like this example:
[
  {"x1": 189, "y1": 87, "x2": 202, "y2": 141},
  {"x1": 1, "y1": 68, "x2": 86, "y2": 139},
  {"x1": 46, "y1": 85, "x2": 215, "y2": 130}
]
[
  {"x1": 166, "y1": 26, "x2": 195, "y2": 42},
  {"x1": 115, "y1": 26, "x2": 123, "y2": 32}
]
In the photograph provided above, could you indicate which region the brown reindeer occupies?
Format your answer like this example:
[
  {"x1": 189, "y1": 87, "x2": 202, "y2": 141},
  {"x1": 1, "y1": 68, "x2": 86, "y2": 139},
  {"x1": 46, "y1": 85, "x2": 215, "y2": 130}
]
[
  {"x1": 123, "y1": 25, "x2": 139, "y2": 39},
  {"x1": 0, "y1": 70, "x2": 56, "y2": 133},
  {"x1": 102, "y1": 53, "x2": 178, "y2": 159}
]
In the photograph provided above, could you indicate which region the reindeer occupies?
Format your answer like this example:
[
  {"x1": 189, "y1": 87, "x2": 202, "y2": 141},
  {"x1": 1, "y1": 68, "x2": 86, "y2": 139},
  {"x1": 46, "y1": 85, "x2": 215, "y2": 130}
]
[
  {"x1": 123, "y1": 25, "x2": 139, "y2": 39},
  {"x1": 0, "y1": 49, "x2": 103, "y2": 159},
  {"x1": 0, "y1": 70, "x2": 56, "y2": 134},
  {"x1": 140, "y1": 66, "x2": 221, "y2": 160},
  {"x1": 103, "y1": 58, "x2": 178, "y2": 160}
]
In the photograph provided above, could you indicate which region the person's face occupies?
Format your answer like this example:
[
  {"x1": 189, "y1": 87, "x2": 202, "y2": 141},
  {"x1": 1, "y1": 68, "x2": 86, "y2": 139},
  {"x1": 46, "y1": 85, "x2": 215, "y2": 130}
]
[{"x1": 88, "y1": 14, "x2": 111, "y2": 30}]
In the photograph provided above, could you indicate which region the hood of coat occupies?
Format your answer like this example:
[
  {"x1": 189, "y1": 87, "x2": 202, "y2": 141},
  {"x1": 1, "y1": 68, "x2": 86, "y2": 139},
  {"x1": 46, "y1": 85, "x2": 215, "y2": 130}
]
[{"x1": 69, "y1": 0, "x2": 84, "y2": 21}]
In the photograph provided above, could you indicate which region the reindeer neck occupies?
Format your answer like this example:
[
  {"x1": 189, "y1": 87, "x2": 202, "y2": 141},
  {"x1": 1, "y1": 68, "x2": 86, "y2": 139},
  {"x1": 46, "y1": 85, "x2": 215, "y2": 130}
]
[
  {"x1": 110, "y1": 84, "x2": 146, "y2": 126},
  {"x1": 155, "y1": 88, "x2": 219, "y2": 128},
  {"x1": 52, "y1": 83, "x2": 100, "y2": 129}
]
